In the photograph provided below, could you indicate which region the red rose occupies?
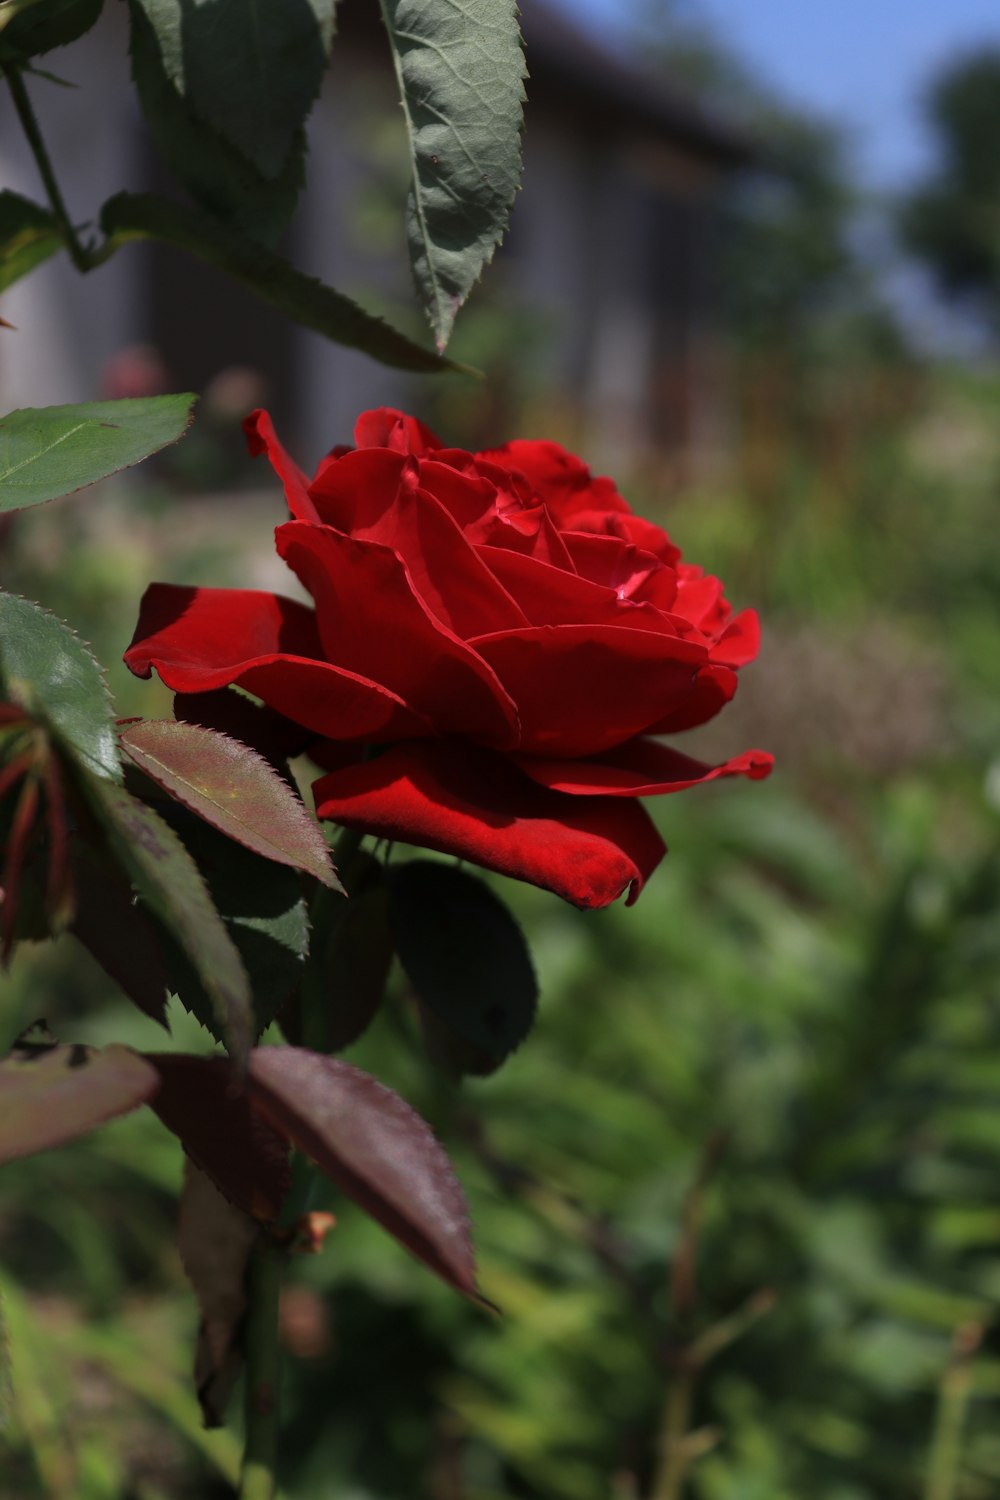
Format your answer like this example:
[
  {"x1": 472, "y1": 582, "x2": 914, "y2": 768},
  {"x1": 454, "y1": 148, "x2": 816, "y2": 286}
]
[{"x1": 126, "y1": 408, "x2": 772, "y2": 908}]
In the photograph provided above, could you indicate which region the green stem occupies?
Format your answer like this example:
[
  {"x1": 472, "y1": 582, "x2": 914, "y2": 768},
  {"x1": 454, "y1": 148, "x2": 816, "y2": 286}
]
[
  {"x1": 650, "y1": 1372, "x2": 694, "y2": 1500},
  {"x1": 925, "y1": 1324, "x2": 980, "y2": 1500},
  {"x1": 3, "y1": 64, "x2": 95, "y2": 271},
  {"x1": 239, "y1": 1236, "x2": 284, "y2": 1500}
]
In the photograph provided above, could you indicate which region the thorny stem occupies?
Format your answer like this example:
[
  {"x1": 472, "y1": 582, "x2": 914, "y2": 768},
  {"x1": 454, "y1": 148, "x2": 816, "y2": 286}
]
[
  {"x1": 2, "y1": 65, "x2": 103, "y2": 271},
  {"x1": 239, "y1": 1236, "x2": 284, "y2": 1500}
]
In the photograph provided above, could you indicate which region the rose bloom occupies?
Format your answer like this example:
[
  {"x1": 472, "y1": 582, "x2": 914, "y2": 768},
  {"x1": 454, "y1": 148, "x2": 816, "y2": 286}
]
[{"x1": 126, "y1": 409, "x2": 772, "y2": 908}]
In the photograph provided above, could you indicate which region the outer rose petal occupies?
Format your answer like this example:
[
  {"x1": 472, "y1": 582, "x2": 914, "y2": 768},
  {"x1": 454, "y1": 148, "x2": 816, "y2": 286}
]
[
  {"x1": 647, "y1": 663, "x2": 739, "y2": 734},
  {"x1": 479, "y1": 546, "x2": 681, "y2": 633},
  {"x1": 469, "y1": 623, "x2": 708, "y2": 757},
  {"x1": 244, "y1": 410, "x2": 322, "y2": 522},
  {"x1": 312, "y1": 740, "x2": 666, "y2": 909},
  {"x1": 515, "y1": 740, "x2": 774, "y2": 795},
  {"x1": 276, "y1": 522, "x2": 520, "y2": 748},
  {"x1": 125, "y1": 584, "x2": 428, "y2": 742},
  {"x1": 711, "y1": 609, "x2": 761, "y2": 668}
]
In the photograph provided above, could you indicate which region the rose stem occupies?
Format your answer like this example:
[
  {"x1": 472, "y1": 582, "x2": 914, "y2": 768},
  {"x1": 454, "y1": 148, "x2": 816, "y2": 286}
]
[
  {"x1": 2, "y1": 66, "x2": 98, "y2": 272},
  {"x1": 239, "y1": 1235, "x2": 284, "y2": 1500}
]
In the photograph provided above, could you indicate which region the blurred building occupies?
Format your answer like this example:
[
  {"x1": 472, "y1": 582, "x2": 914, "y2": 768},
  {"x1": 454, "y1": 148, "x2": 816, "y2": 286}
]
[{"x1": 0, "y1": 0, "x2": 752, "y2": 474}]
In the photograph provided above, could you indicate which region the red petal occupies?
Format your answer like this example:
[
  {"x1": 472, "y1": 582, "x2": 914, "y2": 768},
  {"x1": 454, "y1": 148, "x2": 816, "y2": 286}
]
[
  {"x1": 647, "y1": 663, "x2": 738, "y2": 734},
  {"x1": 125, "y1": 584, "x2": 427, "y2": 743},
  {"x1": 308, "y1": 449, "x2": 525, "y2": 637},
  {"x1": 313, "y1": 740, "x2": 666, "y2": 909},
  {"x1": 469, "y1": 623, "x2": 707, "y2": 757},
  {"x1": 711, "y1": 609, "x2": 761, "y2": 667},
  {"x1": 515, "y1": 740, "x2": 774, "y2": 796},
  {"x1": 353, "y1": 408, "x2": 444, "y2": 454},
  {"x1": 276, "y1": 523, "x2": 520, "y2": 748},
  {"x1": 479, "y1": 546, "x2": 684, "y2": 634},
  {"x1": 244, "y1": 409, "x2": 321, "y2": 522}
]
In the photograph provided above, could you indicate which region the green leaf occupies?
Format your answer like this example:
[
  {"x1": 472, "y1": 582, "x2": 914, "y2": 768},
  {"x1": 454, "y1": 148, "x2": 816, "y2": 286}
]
[
  {"x1": 0, "y1": 191, "x2": 62, "y2": 292},
  {"x1": 324, "y1": 854, "x2": 393, "y2": 1052},
  {"x1": 0, "y1": 591, "x2": 120, "y2": 781},
  {"x1": 379, "y1": 0, "x2": 526, "y2": 349},
  {"x1": 0, "y1": 1036, "x2": 159, "y2": 1163},
  {"x1": 0, "y1": 0, "x2": 102, "y2": 59},
  {"x1": 0, "y1": 393, "x2": 196, "y2": 512},
  {"x1": 100, "y1": 191, "x2": 465, "y2": 374},
  {"x1": 388, "y1": 860, "x2": 538, "y2": 1075},
  {"x1": 85, "y1": 777, "x2": 253, "y2": 1062},
  {"x1": 127, "y1": 0, "x2": 305, "y2": 248},
  {"x1": 119, "y1": 719, "x2": 341, "y2": 890},
  {"x1": 130, "y1": 0, "x2": 335, "y2": 181}
]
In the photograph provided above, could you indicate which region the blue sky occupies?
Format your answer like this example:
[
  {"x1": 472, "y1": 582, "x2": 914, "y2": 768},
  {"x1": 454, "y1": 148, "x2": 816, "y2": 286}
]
[{"x1": 557, "y1": 0, "x2": 1000, "y2": 189}]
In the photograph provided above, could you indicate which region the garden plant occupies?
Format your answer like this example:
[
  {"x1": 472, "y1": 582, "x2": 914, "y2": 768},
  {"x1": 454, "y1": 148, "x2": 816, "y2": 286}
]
[{"x1": 0, "y1": 1, "x2": 777, "y2": 1495}]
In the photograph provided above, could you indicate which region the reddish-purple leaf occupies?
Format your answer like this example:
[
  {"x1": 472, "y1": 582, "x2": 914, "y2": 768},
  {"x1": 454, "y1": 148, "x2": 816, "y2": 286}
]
[
  {"x1": 0, "y1": 1039, "x2": 159, "y2": 1161},
  {"x1": 178, "y1": 1160, "x2": 257, "y2": 1428},
  {"x1": 246, "y1": 1047, "x2": 481, "y2": 1301},
  {"x1": 148, "y1": 1054, "x2": 290, "y2": 1223},
  {"x1": 119, "y1": 719, "x2": 342, "y2": 890}
]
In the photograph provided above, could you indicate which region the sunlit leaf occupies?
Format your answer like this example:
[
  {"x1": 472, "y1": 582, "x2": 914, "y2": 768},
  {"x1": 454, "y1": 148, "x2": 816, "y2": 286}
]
[
  {"x1": 0, "y1": 393, "x2": 196, "y2": 512},
  {"x1": 0, "y1": 591, "x2": 120, "y2": 781},
  {"x1": 120, "y1": 719, "x2": 341, "y2": 889}
]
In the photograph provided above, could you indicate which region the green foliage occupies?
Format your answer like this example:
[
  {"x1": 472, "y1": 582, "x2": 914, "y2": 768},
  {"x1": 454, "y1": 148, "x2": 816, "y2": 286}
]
[
  {"x1": 380, "y1": 0, "x2": 526, "y2": 349},
  {"x1": 100, "y1": 192, "x2": 465, "y2": 373},
  {"x1": 899, "y1": 48, "x2": 1000, "y2": 325},
  {"x1": 0, "y1": 0, "x2": 102, "y2": 60},
  {"x1": 0, "y1": 591, "x2": 120, "y2": 782},
  {"x1": 0, "y1": 190, "x2": 61, "y2": 291},
  {"x1": 130, "y1": 0, "x2": 335, "y2": 181},
  {"x1": 0, "y1": 394, "x2": 196, "y2": 512}
]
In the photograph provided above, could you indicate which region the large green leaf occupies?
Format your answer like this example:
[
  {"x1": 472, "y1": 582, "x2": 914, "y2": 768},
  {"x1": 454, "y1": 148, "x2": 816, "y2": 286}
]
[
  {"x1": 0, "y1": 191, "x2": 62, "y2": 292},
  {"x1": 0, "y1": 393, "x2": 196, "y2": 513},
  {"x1": 130, "y1": 0, "x2": 335, "y2": 181},
  {"x1": 128, "y1": 0, "x2": 305, "y2": 248},
  {"x1": 100, "y1": 192, "x2": 464, "y2": 374},
  {"x1": 0, "y1": 591, "x2": 120, "y2": 781},
  {"x1": 380, "y1": 0, "x2": 525, "y2": 349},
  {"x1": 388, "y1": 860, "x2": 538, "y2": 1075},
  {"x1": 85, "y1": 777, "x2": 253, "y2": 1061}
]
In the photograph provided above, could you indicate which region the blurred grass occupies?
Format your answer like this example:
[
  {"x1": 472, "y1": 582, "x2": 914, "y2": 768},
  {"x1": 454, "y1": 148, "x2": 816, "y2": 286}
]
[{"x1": 2, "y1": 354, "x2": 1000, "y2": 1498}]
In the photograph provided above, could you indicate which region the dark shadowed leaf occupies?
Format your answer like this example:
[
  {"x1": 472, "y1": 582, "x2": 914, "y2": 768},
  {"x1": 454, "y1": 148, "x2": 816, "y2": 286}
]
[
  {"x1": 0, "y1": 191, "x2": 62, "y2": 292},
  {"x1": 177, "y1": 1161, "x2": 257, "y2": 1427},
  {"x1": 380, "y1": 0, "x2": 526, "y2": 348},
  {"x1": 120, "y1": 719, "x2": 340, "y2": 889},
  {"x1": 0, "y1": 0, "x2": 103, "y2": 59},
  {"x1": 246, "y1": 1047, "x2": 481, "y2": 1300},
  {"x1": 85, "y1": 777, "x2": 252, "y2": 1061},
  {"x1": 137, "y1": 797, "x2": 311, "y2": 1039},
  {"x1": 127, "y1": 0, "x2": 305, "y2": 248},
  {"x1": 0, "y1": 591, "x2": 120, "y2": 781},
  {"x1": 70, "y1": 844, "x2": 169, "y2": 1025},
  {"x1": 100, "y1": 193, "x2": 464, "y2": 374},
  {"x1": 0, "y1": 1038, "x2": 159, "y2": 1162},
  {"x1": 131, "y1": 0, "x2": 335, "y2": 181},
  {"x1": 150, "y1": 1054, "x2": 290, "y2": 1222},
  {"x1": 0, "y1": 393, "x2": 196, "y2": 512},
  {"x1": 325, "y1": 856, "x2": 394, "y2": 1052},
  {"x1": 388, "y1": 860, "x2": 538, "y2": 1075}
]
